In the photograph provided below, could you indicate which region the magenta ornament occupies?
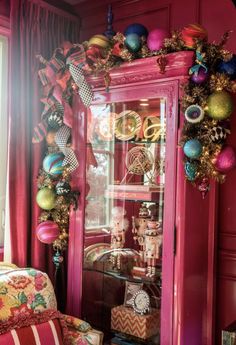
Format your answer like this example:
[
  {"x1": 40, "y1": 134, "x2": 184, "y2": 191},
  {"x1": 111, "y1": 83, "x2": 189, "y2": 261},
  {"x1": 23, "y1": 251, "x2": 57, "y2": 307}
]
[
  {"x1": 197, "y1": 177, "x2": 210, "y2": 199},
  {"x1": 36, "y1": 220, "x2": 59, "y2": 244},
  {"x1": 147, "y1": 28, "x2": 169, "y2": 51},
  {"x1": 191, "y1": 67, "x2": 208, "y2": 84},
  {"x1": 215, "y1": 146, "x2": 236, "y2": 173}
]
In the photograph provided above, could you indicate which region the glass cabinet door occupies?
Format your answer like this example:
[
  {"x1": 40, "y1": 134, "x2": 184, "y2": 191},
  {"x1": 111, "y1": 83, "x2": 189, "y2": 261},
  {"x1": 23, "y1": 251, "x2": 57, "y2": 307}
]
[{"x1": 82, "y1": 86, "x2": 176, "y2": 345}]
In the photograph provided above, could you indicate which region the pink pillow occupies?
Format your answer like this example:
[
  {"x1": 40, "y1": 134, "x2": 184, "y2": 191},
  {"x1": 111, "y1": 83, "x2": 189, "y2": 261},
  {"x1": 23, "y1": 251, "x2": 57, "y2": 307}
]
[{"x1": 0, "y1": 318, "x2": 64, "y2": 345}]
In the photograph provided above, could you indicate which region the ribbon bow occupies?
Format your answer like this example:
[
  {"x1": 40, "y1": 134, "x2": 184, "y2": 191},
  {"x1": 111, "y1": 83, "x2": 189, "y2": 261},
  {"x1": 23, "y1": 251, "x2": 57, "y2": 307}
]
[{"x1": 55, "y1": 125, "x2": 79, "y2": 172}]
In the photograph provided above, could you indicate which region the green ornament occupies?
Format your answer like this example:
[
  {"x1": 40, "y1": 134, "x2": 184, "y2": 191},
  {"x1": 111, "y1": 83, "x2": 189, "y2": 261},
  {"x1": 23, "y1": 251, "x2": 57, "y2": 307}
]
[
  {"x1": 36, "y1": 187, "x2": 56, "y2": 210},
  {"x1": 206, "y1": 91, "x2": 234, "y2": 120}
]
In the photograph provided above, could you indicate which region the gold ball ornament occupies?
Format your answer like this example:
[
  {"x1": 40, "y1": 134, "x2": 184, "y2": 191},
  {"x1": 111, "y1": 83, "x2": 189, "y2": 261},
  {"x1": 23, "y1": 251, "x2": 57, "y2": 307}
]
[
  {"x1": 36, "y1": 187, "x2": 56, "y2": 210},
  {"x1": 88, "y1": 34, "x2": 109, "y2": 49},
  {"x1": 206, "y1": 91, "x2": 234, "y2": 120}
]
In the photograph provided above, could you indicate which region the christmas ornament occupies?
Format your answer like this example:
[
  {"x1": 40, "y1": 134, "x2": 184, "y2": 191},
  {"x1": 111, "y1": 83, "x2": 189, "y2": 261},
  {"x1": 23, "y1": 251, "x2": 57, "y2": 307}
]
[
  {"x1": 43, "y1": 152, "x2": 65, "y2": 176},
  {"x1": 125, "y1": 33, "x2": 141, "y2": 53},
  {"x1": 184, "y1": 161, "x2": 198, "y2": 181},
  {"x1": 217, "y1": 55, "x2": 236, "y2": 79},
  {"x1": 214, "y1": 145, "x2": 236, "y2": 173},
  {"x1": 47, "y1": 111, "x2": 63, "y2": 130},
  {"x1": 46, "y1": 131, "x2": 57, "y2": 146},
  {"x1": 88, "y1": 34, "x2": 109, "y2": 49},
  {"x1": 191, "y1": 66, "x2": 209, "y2": 84},
  {"x1": 56, "y1": 181, "x2": 71, "y2": 196},
  {"x1": 36, "y1": 187, "x2": 56, "y2": 210},
  {"x1": 197, "y1": 177, "x2": 210, "y2": 199},
  {"x1": 210, "y1": 126, "x2": 228, "y2": 143},
  {"x1": 185, "y1": 104, "x2": 204, "y2": 123},
  {"x1": 124, "y1": 23, "x2": 148, "y2": 38},
  {"x1": 183, "y1": 139, "x2": 202, "y2": 159},
  {"x1": 206, "y1": 91, "x2": 234, "y2": 120},
  {"x1": 181, "y1": 23, "x2": 208, "y2": 48},
  {"x1": 53, "y1": 251, "x2": 64, "y2": 268},
  {"x1": 147, "y1": 28, "x2": 169, "y2": 51},
  {"x1": 36, "y1": 220, "x2": 59, "y2": 244}
]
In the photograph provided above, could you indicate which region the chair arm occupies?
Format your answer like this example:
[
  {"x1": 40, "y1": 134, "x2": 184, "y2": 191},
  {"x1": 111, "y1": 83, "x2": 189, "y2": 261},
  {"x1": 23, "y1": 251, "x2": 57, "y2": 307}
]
[{"x1": 62, "y1": 314, "x2": 103, "y2": 345}]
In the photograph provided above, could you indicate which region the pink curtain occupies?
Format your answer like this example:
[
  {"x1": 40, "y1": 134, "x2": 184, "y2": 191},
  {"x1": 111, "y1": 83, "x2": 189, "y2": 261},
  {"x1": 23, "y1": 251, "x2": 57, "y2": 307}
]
[{"x1": 8, "y1": 0, "x2": 80, "y2": 274}]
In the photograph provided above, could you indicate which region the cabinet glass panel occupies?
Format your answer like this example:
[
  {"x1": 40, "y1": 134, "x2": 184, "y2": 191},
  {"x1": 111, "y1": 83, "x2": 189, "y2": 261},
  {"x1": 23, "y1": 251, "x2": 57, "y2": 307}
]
[{"x1": 83, "y1": 97, "x2": 166, "y2": 344}]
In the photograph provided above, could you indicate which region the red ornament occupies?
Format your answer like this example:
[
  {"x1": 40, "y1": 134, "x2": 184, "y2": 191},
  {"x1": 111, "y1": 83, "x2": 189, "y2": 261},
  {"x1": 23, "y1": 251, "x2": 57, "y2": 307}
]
[
  {"x1": 214, "y1": 145, "x2": 236, "y2": 173},
  {"x1": 36, "y1": 220, "x2": 59, "y2": 244},
  {"x1": 197, "y1": 177, "x2": 210, "y2": 199},
  {"x1": 181, "y1": 24, "x2": 208, "y2": 48}
]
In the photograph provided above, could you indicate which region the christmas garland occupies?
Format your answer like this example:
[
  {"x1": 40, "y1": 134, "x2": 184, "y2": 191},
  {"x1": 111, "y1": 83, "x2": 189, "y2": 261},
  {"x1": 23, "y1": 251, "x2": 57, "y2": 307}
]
[{"x1": 34, "y1": 23, "x2": 236, "y2": 263}]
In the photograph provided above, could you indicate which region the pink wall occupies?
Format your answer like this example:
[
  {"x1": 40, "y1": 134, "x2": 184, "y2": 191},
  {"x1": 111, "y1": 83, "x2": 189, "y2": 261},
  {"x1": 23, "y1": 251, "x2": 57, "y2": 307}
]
[{"x1": 72, "y1": 0, "x2": 236, "y2": 343}]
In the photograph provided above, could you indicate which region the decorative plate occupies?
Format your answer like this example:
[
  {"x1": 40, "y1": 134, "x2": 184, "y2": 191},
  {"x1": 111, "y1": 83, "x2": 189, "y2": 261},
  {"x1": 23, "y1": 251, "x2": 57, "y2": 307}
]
[
  {"x1": 115, "y1": 110, "x2": 142, "y2": 141},
  {"x1": 131, "y1": 289, "x2": 150, "y2": 315},
  {"x1": 97, "y1": 112, "x2": 117, "y2": 141}
]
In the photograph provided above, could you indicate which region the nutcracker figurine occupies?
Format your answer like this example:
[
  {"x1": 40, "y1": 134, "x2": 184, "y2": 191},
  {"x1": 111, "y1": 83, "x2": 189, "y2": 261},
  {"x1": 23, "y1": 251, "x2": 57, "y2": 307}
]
[
  {"x1": 110, "y1": 206, "x2": 129, "y2": 270},
  {"x1": 144, "y1": 219, "x2": 162, "y2": 277},
  {"x1": 132, "y1": 203, "x2": 150, "y2": 262}
]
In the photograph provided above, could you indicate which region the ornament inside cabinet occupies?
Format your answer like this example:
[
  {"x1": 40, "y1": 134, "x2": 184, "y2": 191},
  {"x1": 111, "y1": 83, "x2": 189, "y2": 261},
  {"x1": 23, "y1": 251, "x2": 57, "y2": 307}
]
[{"x1": 67, "y1": 52, "x2": 216, "y2": 345}]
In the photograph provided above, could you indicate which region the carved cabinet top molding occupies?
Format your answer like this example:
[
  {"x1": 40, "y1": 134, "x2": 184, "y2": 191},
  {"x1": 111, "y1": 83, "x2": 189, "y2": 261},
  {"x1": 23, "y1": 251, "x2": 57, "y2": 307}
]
[{"x1": 87, "y1": 51, "x2": 194, "y2": 89}]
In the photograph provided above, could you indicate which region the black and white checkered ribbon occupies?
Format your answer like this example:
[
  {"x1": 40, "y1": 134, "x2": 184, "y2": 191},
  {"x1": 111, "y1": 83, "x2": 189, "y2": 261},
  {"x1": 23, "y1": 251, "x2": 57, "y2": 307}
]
[
  {"x1": 55, "y1": 125, "x2": 79, "y2": 172},
  {"x1": 69, "y1": 64, "x2": 93, "y2": 107}
]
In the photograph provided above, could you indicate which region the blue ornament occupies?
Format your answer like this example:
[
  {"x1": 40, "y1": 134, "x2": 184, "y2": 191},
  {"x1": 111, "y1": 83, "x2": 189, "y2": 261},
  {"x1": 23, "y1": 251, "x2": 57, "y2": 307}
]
[
  {"x1": 125, "y1": 33, "x2": 141, "y2": 52},
  {"x1": 124, "y1": 23, "x2": 148, "y2": 38},
  {"x1": 217, "y1": 55, "x2": 236, "y2": 79},
  {"x1": 185, "y1": 162, "x2": 198, "y2": 181},
  {"x1": 43, "y1": 152, "x2": 64, "y2": 176},
  {"x1": 183, "y1": 139, "x2": 202, "y2": 159}
]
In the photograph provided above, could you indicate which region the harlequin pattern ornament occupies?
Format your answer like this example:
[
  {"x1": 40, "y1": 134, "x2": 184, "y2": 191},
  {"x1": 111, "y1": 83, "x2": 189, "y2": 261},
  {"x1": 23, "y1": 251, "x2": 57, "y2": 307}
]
[
  {"x1": 217, "y1": 55, "x2": 236, "y2": 79},
  {"x1": 125, "y1": 33, "x2": 141, "y2": 53},
  {"x1": 47, "y1": 111, "x2": 63, "y2": 130},
  {"x1": 210, "y1": 126, "x2": 228, "y2": 143},
  {"x1": 36, "y1": 187, "x2": 56, "y2": 210},
  {"x1": 43, "y1": 152, "x2": 65, "y2": 176},
  {"x1": 214, "y1": 145, "x2": 236, "y2": 173},
  {"x1": 206, "y1": 91, "x2": 234, "y2": 120},
  {"x1": 183, "y1": 139, "x2": 202, "y2": 159},
  {"x1": 191, "y1": 66, "x2": 209, "y2": 84},
  {"x1": 36, "y1": 220, "x2": 59, "y2": 244},
  {"x1": 147, "y1": 28, "x2": 169, "y2": 51},
  {"x1": 55, "y1": 181, "x2": 71, "y2": 196},
  {"x1": 184, "y1": 161, "x2": 198, "y2": 181},
  {"x1": 53, "y1": 251, "x2": 64, "y2": 268},
  {"x1": 124, "y1": 23, "x2": 148, "y2": 38},
  {"x1": 185, "y1": 104, "x2": 204, "y2": 123},
  {"x1": 88, "y1": 34, "x2": 109, "y2": 49},
  {"x1": 181, "y1": 23, "x2": 208, "y2": 48}
]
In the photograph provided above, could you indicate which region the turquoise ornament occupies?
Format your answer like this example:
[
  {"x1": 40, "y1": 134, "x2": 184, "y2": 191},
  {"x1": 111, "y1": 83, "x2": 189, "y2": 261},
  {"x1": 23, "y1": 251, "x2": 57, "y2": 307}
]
[
  {"x1": 124, "y1": 23, "x2": 148, "y2": 38},
  {"x1": 43, "y1": 152, "x2": 64, "y2": 176},
  {"x1": 183, "y1": 139, "x2": 202, "y2": 159},
  {"x1": 185, "y1": 162, "x2": 198, "y2": 181},
  {"x1": 125, "y1": 33, "x2": 141, "y2": 52}
]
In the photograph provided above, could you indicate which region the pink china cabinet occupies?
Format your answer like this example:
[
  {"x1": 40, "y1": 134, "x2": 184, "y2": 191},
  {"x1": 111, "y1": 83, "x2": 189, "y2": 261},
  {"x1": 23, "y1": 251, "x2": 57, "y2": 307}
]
[{"x1": 66, "y1": 51, "x2": 216, "y2": 345}]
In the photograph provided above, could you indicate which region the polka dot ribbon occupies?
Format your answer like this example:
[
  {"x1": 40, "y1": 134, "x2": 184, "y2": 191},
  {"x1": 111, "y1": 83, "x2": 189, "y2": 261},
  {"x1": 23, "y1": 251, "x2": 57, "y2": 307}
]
[{"x1": 55, "y1": 125, "x2": 79, "y2": 172}]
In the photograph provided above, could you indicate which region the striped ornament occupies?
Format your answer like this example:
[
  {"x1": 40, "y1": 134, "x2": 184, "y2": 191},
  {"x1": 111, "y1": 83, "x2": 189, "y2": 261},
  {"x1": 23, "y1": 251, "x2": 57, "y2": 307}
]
[
  {"x1": 88, "y1": 34, "x2": 109, "y2": 49},
  {"x1": 36, "y1": 220, "x2": 59, "y2": 244},
  {"x1": 43, "y1": 153, "x2": 64, "y2": 176},
  {"x1": 0, "y1": 319, "x2": 63, "y2": 345}
]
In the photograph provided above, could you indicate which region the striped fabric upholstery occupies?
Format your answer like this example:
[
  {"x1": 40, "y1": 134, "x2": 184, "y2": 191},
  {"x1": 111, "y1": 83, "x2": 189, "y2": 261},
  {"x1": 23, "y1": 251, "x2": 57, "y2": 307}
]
[{"x1": 0, "y1": 319, "x2": 64, "y2": 345}]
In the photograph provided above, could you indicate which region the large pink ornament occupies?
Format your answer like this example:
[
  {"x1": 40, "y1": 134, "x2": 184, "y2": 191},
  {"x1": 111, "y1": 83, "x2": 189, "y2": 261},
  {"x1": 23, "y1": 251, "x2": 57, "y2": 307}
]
[
  {"x1": 36, "y1": 220, "x2": 59, "y2": 244},
  {"x1": 215, "y1": 146, "x2": 236, "y2": 173},
  {"x1": 147, "y1": 28, "x2": 169, "y2": 51}
]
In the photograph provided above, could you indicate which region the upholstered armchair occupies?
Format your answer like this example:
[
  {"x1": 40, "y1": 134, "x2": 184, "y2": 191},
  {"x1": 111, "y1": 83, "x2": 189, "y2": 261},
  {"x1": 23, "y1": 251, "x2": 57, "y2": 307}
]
[{"x1": 0, "y1": 263, "x2": 103, "y2": 345}]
